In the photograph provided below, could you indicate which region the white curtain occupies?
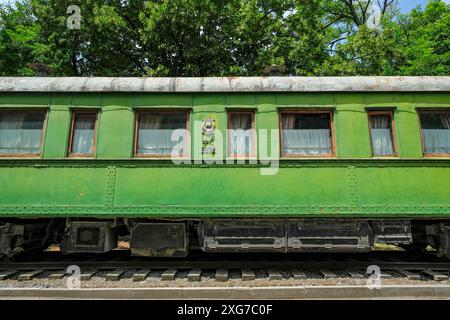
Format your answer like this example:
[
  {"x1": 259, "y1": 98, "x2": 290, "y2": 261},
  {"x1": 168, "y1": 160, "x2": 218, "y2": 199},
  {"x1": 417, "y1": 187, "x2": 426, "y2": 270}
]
[
  {"x1": 282, "y1": 129, "x2": 332, "y2": 155},
  {"x1": 281, "y1": 114, "x2": 332, "y2": 155},
  {"x1": 422, "y1": 114, "x2": 450, "y2": 154},
  {"x1": 137, "y1": 114, "x2": 185, "y2": 155},
  {"x1": 0, "y1": 112, "x2": 44, "y2": 154},
  {"x1": 370, "y1": 115, "x2": 394, "y2": 156},
  {"x1": 228, "y1": 114, "x2": 253, "y2": 156},
  {"x1": 71, "y1": 114, "x2": 95, "y2": 155}
]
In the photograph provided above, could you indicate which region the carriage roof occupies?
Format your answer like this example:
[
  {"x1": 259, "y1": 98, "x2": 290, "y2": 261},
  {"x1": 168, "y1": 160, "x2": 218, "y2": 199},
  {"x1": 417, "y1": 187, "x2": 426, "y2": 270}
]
[{"x1": 0, "y1": 76, "x2": 449, "y2": 93}]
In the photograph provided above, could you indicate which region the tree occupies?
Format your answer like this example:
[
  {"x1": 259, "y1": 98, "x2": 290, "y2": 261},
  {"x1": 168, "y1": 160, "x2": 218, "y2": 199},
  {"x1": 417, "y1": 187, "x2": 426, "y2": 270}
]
[
  {"x1": 319, "y1": 0, "x2": 449, "y2": 76},
  {"x1": 0, "y1": 0, "x2": 47, "y2": 76},
  {"x1": 139, "y1": 0, "x2": 241, "y2": 76},
  {"x1": 0, "y1": 0, "x2": 448, "y2": 77},
  {"x1": 30, "y1": 0, "x2": 147, "y2": 76}
]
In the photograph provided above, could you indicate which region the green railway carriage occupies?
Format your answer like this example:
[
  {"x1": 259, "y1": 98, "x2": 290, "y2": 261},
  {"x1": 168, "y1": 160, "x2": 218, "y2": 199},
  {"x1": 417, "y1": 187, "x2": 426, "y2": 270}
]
[{"x1": 0, "y1": 76, "x2": 450, "y2": 259}]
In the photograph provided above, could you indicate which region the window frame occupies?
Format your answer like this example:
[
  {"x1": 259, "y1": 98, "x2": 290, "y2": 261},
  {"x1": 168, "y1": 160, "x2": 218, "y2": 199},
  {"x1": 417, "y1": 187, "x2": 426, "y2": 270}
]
[
  {"x1": 418, "y1": 109, "x2": 450, "y2": 157},
  {"x1": 227, "y1": 110, "x2": 256, "y2": 158},
  {"x1": 67, "y1": 109, "x2": 99, "y2": 158},
  {"x1": 367, "y1": 110, "x2": 398, "y2": 158},
  {"x1": 279, "y1": 109, "x2": 336, "y2": 158},
  {"x1": 0, "y1": 108, "x2": 48, "y2": 158},
  {"x1": 133, "y1": 109, "x2": 191, "y2": 158}
]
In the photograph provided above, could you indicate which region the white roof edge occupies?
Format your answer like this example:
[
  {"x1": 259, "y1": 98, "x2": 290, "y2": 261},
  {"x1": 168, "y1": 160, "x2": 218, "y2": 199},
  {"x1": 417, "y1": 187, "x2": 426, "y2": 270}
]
[{"x1": 0, "y1": 77, "x2": 449, "y2": 92}]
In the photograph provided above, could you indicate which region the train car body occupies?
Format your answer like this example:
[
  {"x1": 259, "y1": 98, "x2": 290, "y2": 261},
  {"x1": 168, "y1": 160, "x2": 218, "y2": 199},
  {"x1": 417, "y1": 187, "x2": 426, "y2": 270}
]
[{"x1": 0, "y1": 77, "x2": 449, "y2": 258}]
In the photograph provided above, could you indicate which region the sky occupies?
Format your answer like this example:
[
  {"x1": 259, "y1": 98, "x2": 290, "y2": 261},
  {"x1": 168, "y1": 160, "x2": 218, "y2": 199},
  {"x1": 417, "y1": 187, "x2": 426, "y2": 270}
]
[
  {"x1": 0, "y1": 0, "x2": 449, "y2": 12},
  {"x1": 399, "y1": 0, "x2": 450, "y2": 12}
]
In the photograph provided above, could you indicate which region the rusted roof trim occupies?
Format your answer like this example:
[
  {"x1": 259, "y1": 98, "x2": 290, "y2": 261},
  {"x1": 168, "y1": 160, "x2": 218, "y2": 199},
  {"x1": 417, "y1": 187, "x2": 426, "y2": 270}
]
[{"x1": 0, "y1": 77, "x2": 449, "y2": 92}]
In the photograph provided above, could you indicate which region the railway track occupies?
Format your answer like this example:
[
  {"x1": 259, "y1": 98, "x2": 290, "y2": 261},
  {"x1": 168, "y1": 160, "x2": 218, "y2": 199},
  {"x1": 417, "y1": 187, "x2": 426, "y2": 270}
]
[{"x1": 1, "y1": 251, "x2": 450, "y2": 283}]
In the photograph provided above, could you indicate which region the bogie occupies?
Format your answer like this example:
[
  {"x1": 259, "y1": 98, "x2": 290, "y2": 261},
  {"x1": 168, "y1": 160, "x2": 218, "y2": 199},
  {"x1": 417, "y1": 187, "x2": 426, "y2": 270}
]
[{"x1": 2, "y1": 218, "x2": 449, "y2": 260}]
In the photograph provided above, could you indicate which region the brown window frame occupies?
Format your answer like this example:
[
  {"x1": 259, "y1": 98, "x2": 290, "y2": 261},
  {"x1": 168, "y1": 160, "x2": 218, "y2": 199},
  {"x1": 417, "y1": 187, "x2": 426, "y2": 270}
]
[
  {"x1": 0, "y1": 109, "x2": 47, "y2": 158},
  {"x1": 133, "y1": 109, "x2": 190, "y2": 158},
  {"x1": 279, "y1": 109, "x2": 336, "y2": 158},
  {"x1": 418, "y1": 109, "x2": 450, "y2": 157},
  {"x1": 227, "y1": 110, "x2": 256, "y2": 158},
  {"x1": 67, "y1": 110, "x2": 99, "y2": 158},
  {"x1": 367, "y1": 110, "x2": 398, "y2": 157}
]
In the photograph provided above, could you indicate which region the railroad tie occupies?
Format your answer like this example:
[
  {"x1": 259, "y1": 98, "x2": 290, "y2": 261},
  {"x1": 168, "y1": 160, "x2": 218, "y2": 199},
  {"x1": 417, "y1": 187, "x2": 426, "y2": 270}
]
[
  {"x1": 267, "y1": 269, "x2": 282, "y2": 280},
  {"x1": 48, "y1": 270, "x2": 68, "y2": 280},
  {"x1": 319, "y1": 270, "x2": 337, "y2": 279},
  {"x1": 422, "y1": 270, "x2": 449, "y2": 281},
  {"x1": 187, "y1": 269, "x2": 202, "y2": 282},
  {"x1": 106, "y1": 269, "x2": 126, "y2": 281},
  {"x1": 80, "y1": 270, "x2": 98, "y2": 281},
  {"x1": 291, "y1": 269, "x2": 307, "y2": 280},
  {"x1": 18, "y1": 270, "x2": 44, "y2": 281},
  {"x1": 215, "y1": 269, "x2": 229, "y2": 282},
  {"x1": 133, "y1": 269, "x2": 151, "y2": 282},
  {"x1": 397, "y1": 269, "x2": 421, "y2": 280},
  {"x1": 346, "y1": 270, "x2": 365, "y2": 279},
  {"x1": 241, "y1": 269, "x2": 255, "y2": 281},
  {"x1": 161, "y1": 269, "x2": 178, "y2": 281},
  {"x1": 379, "y1": 272, "x2": 393, "y2": 279},
  {"x1": 0, "y1": 270, "x2": 19, "y2": 280}
]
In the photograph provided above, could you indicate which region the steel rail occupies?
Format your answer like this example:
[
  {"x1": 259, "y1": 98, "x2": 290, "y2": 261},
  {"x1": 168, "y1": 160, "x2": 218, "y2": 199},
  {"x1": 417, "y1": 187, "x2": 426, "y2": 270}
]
[
  {"x1": 1, "y1": 251, "x2": 449, "y2": 271},
  {"x1": 2, "y1": 286, "x2": 450, "y2": 300}
]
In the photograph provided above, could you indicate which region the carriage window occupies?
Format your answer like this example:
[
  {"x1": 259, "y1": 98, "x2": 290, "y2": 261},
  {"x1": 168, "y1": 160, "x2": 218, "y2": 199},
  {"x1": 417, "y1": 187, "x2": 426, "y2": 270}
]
[
  {"x1": 0, "y1": 110, "x2": 46, "y2": 156},
  {"x1": 280, "y1": 111, "x2": 334, "y2": 157},
  {"x1": 68, "y1": 111, "x2": 97, "y2": 157},
  {"x1": 368, "y1": 111, "x2": 397, "y2": 156},
  {"x1": 419, "y1": 111, "x2": 450, "y2": 155},
  {"x1": 135, "y1": 110, "x2": 189, "y2": 157},
  {"x1": 228, "y1": 111, "x2": 255, "y2": 157}
]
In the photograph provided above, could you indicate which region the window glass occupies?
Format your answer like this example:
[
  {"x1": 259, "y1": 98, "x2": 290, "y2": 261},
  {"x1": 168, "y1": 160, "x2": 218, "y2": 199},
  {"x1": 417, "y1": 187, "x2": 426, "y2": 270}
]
[
  {"x1": 0, "y1": 110, "x2": 45, "y2": 155},
  {"x1": 228, "y1": 112, "x2": 254, "y2": 157},
  {"x1": 70, "y1": 112, "x2": 97, "y2": 156},
  {"x1": 136, "y1": 111, "x2": 188, "y2": 156},
  {"x1": 420, "y1": 112, "x2": 450, "y2": 155},
  {"x1": 281, "y1": 112, "x2": 333, "y2": 156},
  {"x1": 369, "y1": 113, "x2": 395, "y2": 156}
]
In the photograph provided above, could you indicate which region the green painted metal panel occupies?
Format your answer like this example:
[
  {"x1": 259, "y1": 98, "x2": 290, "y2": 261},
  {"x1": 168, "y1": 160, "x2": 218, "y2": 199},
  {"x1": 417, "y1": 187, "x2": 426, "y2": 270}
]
[
  {"x1": 0, "y1": 167, "x2": 106, "y2": 205},
  {"x1": 0, "y1": 93, "x2": 50, "y2": 106},
  {"x1": 96, "y1": 106, "x2": 134, "y2": 158},
  {"x1": 0, "y1": 91, "x2": 449, "y2": 219},
  {"x1": 356, "y1": 167, "x2": 450, "y2": 205},
  {"x1": 365, "y1": 93, "x2": 395, "y2": 106},
  {"x1": 50, "y1": 93, "x2": 72, "y2": 106},
  {"x1": 395, "y1": 106, "x2": 423, "y2": 158},
  {"x1": 193, "y1": 94, "x2": 226, "y2": 106},
  {"x1": 394, "y1": 93, "x2": 414, "y2": 104},
  {"x1": 255, "y1": 110, "x2": 278, "y2": 158},
  {"x1": 277, "y1": 93, "x2": 334, "y2": 106},
  {"x1": 256, "y1": 94, "x2": 277, "y2": 105},
  {"x1": 43, "y1": 107, "x2": 71, "y2": 158},
  {"x1": 101, "y1": 94, "x2": 134, "y2": 108},
  {"x1": 71, "y1": 93, "x2": 102, "y2": 107},
  {"x1": 414, "y1": 93, "x2": 450, "y2": 106},
  {"x1": 113, "y1": 167, "x2": 351, "y2": 206},
  {"x1": 334, "y1": 93, "x2": 364, "y2": 105},
  {"x1": 134, "y1": 93, "x2": 192, "y2": 106},
  {"x1": 334, "y1": 107, "x2": 372, "y2": 158},
  {"x1": 0, "y1": 160, "x2": 448, "y2": 218},
  {"x1": 225, "y1": 93, "x2": 257, "y2": 106}
]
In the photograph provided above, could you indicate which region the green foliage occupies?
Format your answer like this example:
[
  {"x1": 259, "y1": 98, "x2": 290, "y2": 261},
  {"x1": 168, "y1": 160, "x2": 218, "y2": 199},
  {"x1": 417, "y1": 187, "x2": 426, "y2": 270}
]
[
  {"x1": 0, "y1": 0, "x2": 43, "y2": 76},
  {"x1": 0, "y1": 0, "x2": 448, "y2": 76},
  {"x1": 319, "y1": 0, "x2": 450, "y2": 76}
]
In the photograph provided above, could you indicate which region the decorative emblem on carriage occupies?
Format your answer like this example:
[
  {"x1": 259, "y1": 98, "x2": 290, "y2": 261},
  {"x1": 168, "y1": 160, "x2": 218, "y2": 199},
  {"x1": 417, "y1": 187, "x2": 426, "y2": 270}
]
[{"x1": 202, "y1": 117, "x2": 216, "y2": 155}]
